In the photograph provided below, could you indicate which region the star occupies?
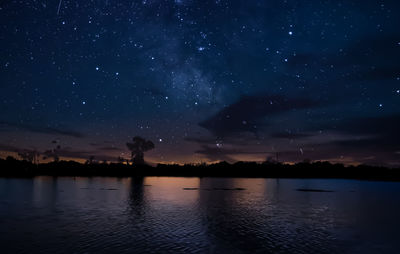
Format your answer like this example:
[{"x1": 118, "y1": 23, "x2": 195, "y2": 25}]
[{"x1": 1, "y1": 0, "x2": 399, "y2": 167}]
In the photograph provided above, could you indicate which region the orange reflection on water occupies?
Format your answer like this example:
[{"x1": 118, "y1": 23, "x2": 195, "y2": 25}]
[{"x1": 143, "y1": 177, "x2": 200, "y2": 205}]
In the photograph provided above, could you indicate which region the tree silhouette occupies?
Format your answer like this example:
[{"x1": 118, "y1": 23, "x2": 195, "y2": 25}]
[
  {"x1": 85, "y1": 155, "x2": 96, "y2": 165},
  {"x1": 43, "y1": 140, "x2": 61, "y2": 162},
  {"x1": 126, "y1": 136, "x2": 155, "y2": 165},
  {"x1": 18, "y1": 150, "x2": 39, "y2": 165}
]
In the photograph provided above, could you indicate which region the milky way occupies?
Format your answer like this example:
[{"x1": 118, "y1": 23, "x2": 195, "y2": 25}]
[{"x1": 0, "y1": 1, "x2": 399, "y2": 165}]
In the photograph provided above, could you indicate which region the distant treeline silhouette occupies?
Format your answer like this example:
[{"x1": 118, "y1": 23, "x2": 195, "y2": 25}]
[{"x1": 0, "y1": 156, "x2": 399, "y2": 181}]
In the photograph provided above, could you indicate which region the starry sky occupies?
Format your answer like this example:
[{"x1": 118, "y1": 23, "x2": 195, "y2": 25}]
[{"x1": 0, "y1": 0, "x2": 399, "y2": 166}]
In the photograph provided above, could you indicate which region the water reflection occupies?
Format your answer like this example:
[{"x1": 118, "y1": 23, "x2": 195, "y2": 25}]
[
  {"x1": 0, "y1": 177, "x2": 399, "y2": 253},
  {"x1": 128, "y1": 177, "x2": 146, "y2": 214}
]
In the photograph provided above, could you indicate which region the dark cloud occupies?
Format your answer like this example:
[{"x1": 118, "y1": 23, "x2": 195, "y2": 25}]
[
  {"x1": 0, "y1": 121, "x2": 84, "y2": 138},
  {"x1": 184, "y1": 136, "x2": 218, "y2": 145},
  {"x1": 329, "y1": 137, "x2": 397, "y2": 152},
  {"x1": 195, "y1": 145, "x2": 268, "y2": 163},
  {"x1": 270, "y1": 132, "x2": 313, "y2": 139},
  {"x1": 275, "y1": 146, "x2": 397, "y2": 166},
  {"x1": 312, "y1": 138, "x2": 399, "y2": 166},
  {"x1": 195, "y1": 145, "x2": 235, "y2": 162},
  {"x1": 282, "y1": 115, "x2": 400, "y2": 165},
  {"x1": 185, "y1": 135, "x2": 245, "y2": 145},
  {"x1": 89, "y1": 142, "x2": 122, "y2": 151},
  {"x1": 1, "y1": 1, "x2": 400, "y2": 165},
  {"x1": 287, "y1": 34, "x2": 400, "y2": 83},
  {"x1": 96, "y1": 146, "x2": 123, "y2": 152},
  {"x1": 199, "y1": 95, "x2": 319, "y2": 136},
  {"x1": 331, "y1": 114, "x2": 400, "y2": 139}
]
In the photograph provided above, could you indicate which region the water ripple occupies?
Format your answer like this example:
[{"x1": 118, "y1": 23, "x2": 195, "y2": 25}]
[{"x1": 0, "y1": 177, "x2": 399, "y2": 253}]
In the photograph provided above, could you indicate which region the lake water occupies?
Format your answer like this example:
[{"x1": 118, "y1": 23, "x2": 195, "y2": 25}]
[{"x1": 0, "y1": 177, "x2": 399, "y2": 253}]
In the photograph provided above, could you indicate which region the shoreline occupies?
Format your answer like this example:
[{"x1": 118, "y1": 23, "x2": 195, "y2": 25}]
[{"x1": 1, "y1": 158, "x2": 399, "y2": 182}]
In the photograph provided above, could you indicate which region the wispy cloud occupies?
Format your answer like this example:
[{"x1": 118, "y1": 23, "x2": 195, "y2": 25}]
[
  {"x1": 199, "y1": 94, "x2": 319, "y2": 137},
  {"x1": 0, "y1": 121, "x2": 85, "y2": 138}
]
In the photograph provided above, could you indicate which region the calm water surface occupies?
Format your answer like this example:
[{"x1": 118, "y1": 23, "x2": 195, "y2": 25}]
[{"x1": 0, "y1": 177, "x2": 399, "y2": 253}]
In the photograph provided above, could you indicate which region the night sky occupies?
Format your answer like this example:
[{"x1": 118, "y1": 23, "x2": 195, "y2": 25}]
[{"x1": 0, "y1": 0, "x2": 399, "y2": 166}]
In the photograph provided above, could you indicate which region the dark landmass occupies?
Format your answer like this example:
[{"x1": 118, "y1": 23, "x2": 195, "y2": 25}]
[
  {"x1": 1, "y1": 156, "x2": 399, "y2": 181},
  {"x1": 183, "y1": 187, "x2": 247, "y2": 191},
  {"x1": 296, "y1": 189, "x2": 334, "y2": 192}
]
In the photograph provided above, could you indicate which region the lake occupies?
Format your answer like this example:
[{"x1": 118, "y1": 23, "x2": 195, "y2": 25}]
[{"x1": 0, "y1": 177, "x2": 399, "y2": 253}]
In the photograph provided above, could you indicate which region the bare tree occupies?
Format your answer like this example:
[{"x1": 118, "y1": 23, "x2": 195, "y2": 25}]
[
  {"x1": 42, "y1": 140, "x2": 61, "y2": 162},
  {"x1": 18, "y1": 150, "x2": 39, "y2": 165},
  {"x1": 126, "y1": 136, "x2": 155, "y2": 165},
  {"x1": 86, "y1": 155, "x2": 95, "y2": 164}
]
